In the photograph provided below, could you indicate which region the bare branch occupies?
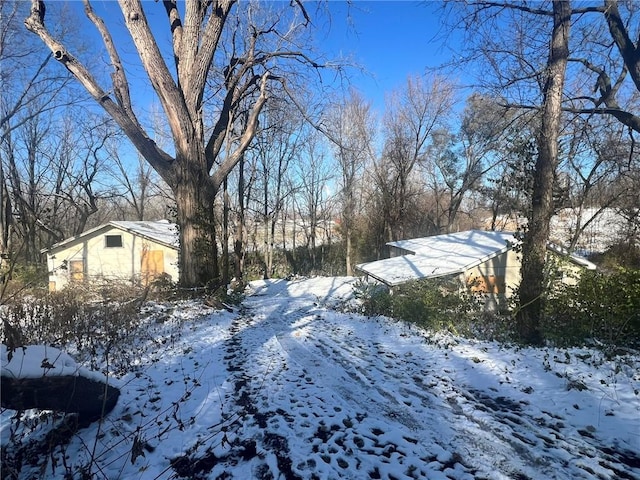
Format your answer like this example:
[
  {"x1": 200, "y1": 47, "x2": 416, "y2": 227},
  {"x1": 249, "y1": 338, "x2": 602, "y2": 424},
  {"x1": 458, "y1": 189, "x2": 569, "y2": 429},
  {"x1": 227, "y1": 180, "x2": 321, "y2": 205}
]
[
  {"x1": 0, "y1": 54, "x2": 52, "y2": 133},
  {"x1": 211, "y1": 72, "x2": 270, "y2": 190},
  {"x1": 467, "y1": 0, "x2": 603, "y2": 16},
  {"x1": 562, "y1": 105, "x2": 640, "y2": 133},
  {"x1": 82, "y1": 0, "x2": 137, "y2": 123},
  {"x1": 117, "y1": 0, "x2": 191, "y2": 149},
  {"x1": 466, "y1": 1, "x2": 554, "y2": 16},
  {"x1": 604, "y1": 0, "x2": 640, "y2": 92},
  {"x1": 162, "y1": 1, "x2": 183, "y2": 58},
  {"x1": 182, "y1": 1, "x2": 235, "y2": 111},
  {"x1": 291, "y1": 0, "x2": 311, "y2": 26},
  {"x1": 25, "y1": 0, "x2": 175, "y2": 181}
]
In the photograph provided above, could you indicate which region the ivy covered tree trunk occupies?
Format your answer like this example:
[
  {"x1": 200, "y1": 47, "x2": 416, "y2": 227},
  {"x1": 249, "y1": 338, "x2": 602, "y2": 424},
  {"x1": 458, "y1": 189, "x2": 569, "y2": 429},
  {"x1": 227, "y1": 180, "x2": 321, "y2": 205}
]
[
  {"x1": 175, "y1": 166, "x2": 219, "y2": 288},
  {"x1": 517, "y1": 0, "x2": 571, "y2": 344}
]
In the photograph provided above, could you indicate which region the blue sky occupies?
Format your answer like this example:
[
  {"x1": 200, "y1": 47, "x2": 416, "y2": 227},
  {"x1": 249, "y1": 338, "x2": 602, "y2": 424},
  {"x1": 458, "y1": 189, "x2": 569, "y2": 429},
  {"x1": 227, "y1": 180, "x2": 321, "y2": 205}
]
[
  {"x1": 320, "y1": 1, "x2": 458, "y2": 110},
  {"x1": 70, "y1": 1, "x2": 458, "y2": 112}
]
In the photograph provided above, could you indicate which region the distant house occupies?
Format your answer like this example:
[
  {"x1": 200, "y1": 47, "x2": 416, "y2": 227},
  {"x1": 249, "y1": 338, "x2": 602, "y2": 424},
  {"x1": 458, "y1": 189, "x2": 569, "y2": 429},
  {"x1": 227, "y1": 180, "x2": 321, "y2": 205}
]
[
  {"x1": 355, "y1": 230, "x2": 596, "y2": 299},
  {"x1": 43, "y1": 221, "x2": 179, "y2": 291}
]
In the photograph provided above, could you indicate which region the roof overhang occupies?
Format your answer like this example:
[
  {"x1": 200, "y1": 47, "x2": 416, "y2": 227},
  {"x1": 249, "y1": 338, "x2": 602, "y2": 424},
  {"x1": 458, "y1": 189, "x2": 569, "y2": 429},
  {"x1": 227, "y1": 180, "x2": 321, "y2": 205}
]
[{"x1": 41, "y1": 221, "x2": 179, "y2": 255}]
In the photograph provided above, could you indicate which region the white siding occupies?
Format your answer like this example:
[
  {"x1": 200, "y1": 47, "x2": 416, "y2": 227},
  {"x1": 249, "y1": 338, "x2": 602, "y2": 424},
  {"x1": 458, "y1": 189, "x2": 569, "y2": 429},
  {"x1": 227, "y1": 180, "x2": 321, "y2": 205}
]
[{"x1": 47, "y1": 226, "x2": 178, "y2": 291}]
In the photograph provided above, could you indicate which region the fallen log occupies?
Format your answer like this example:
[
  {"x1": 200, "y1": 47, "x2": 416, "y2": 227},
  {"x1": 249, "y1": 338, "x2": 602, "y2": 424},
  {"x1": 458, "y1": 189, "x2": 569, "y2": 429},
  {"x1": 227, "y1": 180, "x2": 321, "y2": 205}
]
[
  {"x1": 1, "y1": 344, "x2": 120, "y2": 421},
  {"x1": 1, "y1": 374, "x2": 120, "y2": 421}
]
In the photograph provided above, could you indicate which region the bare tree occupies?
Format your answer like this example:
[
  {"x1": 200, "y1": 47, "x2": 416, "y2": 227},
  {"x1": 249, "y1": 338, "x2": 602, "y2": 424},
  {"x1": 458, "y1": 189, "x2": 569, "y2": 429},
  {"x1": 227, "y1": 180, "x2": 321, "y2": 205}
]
[
  {"x1": 294, "y1": 128, "x2": 334, "y2": 271},
  {"x1": 232, "y1": 153, "x2": 254, "y2": 285},
  {"x1": 105, "y1": 105, "x2": 173, "y2": 222},
  {"x1": 1, "y1": 1, "x2": 79, "y2": 136},
  {"x1": 2, "y1": 110, "x2": 51, "y2": 262},
  {"x1": 251, "y1": 99, "x2": 303, "y2": 279},
  {"x1": 25, "y1": 0, "x2": 327, "y2": 287},
  {"x1": 326, "y1": 89, "x2": 375, "y2": 275},
  {"x1": 553, "y1": 115, "x2": 636, "y2": 250},
  {"x1": 1, "y1": 107, "x2": 113, "y2": 262},
  {"x1": 514, "y1": 1, "x2": 572, "y2": 344},
  {"x1": 447, "y1": 0, "x2": 571, "y2": 343},
  {"x1": 559, "y1": 0, "x2": 640, "y2": 133},
  {"x1": 106, "y1": 139, "x2": 170, "y2": 222},
  {"x1": 422, "y1": 124, "x2": 495, "y2": 234},
  {"x1": 451, "y1": 95, "x2": 518, "y2": 229},
  {"x1": 367, "y1": 153, "x2": 405, "y2": 252},
  {"x1": 0, "y1": 0, "x2": 80, "y2": 268},
  {"x1": 380, "y1": 74, "x2": 455, "y2": 240}
]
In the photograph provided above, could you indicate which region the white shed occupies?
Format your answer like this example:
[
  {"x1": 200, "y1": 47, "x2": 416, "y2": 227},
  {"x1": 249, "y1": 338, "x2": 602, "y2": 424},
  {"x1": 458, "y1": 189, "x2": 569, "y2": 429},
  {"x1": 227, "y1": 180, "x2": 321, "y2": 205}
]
[
  {"x1": 355, "y1": 230, "x2": 596, "y2": 297},
  {"x1": 43, "y1": 220, "x2": 179, "y2": 291}
]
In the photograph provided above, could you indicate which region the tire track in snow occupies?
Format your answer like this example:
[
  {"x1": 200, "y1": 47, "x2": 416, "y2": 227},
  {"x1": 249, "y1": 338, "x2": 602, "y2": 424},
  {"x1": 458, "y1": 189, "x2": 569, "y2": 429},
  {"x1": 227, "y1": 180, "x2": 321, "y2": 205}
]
[
  {"x1": 174, "y1": 279, "x2": 640, "y2": 480},
  {"x1": 275, "y1": 307, "x2": 640, "y2": 480},
  {"x1": 445, "y1": 385, "x2": 640, "y2": 480},
  {"x1": 261, "y1": 307, "x2": 479, "y2": 479},
  {"x1": 217, "y1": 285, "x2": 477, "y2": 479},
  {"x1": 219, "y1": 304, "x2": 304, "y2": 479}
]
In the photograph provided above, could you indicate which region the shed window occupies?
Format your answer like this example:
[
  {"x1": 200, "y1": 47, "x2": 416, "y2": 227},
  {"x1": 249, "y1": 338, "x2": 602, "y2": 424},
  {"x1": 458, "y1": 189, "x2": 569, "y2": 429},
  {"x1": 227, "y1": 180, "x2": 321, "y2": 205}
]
[{"x1": 105, "y1": 234, "x2": 123, "y2": 248}]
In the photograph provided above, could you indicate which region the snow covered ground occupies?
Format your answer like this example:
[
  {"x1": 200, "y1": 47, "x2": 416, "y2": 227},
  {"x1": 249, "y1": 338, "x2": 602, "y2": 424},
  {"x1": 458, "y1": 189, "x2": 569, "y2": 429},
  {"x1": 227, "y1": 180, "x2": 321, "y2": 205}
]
[{"x1": 2, "y1": 276, "x2": 639, "y2": 479}]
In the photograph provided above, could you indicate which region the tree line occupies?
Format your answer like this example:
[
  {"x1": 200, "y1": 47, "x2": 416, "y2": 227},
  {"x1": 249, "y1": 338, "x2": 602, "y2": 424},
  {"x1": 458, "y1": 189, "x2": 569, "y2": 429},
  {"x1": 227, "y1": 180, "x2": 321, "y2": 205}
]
[{"x1": 1, "y1": 0, "x2": 638, "y2": 344}]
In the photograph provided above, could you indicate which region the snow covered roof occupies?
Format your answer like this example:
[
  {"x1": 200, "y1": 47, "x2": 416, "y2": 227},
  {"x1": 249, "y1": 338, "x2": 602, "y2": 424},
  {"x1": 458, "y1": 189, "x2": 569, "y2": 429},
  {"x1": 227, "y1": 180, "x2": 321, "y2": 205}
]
[
  {"x1": 546, "y1": 242, "x2": 597, "y2": 270},
  {"x1": 356, "y1": 229, "x2": 596, "y2": 287},
  {"x1": 356, "y1": 230, "x2": 516, "y2": 286},
  {"x1": 388, "y1": 230, "x2": 516, "y2": 257},
  {"x1": 43, "y1": 220, "x2": 179, "y2": 253},
  {"x1": 110, "y1": 220, "x2": 179, "y2": 248}
]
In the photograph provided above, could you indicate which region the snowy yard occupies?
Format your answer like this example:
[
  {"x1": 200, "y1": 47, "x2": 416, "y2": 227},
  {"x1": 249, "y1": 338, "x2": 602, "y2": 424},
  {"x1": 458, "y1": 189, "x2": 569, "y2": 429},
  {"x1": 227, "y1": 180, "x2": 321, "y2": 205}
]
[{"x1": 2, "y1": 276, "x2": 639, "y2": 479}]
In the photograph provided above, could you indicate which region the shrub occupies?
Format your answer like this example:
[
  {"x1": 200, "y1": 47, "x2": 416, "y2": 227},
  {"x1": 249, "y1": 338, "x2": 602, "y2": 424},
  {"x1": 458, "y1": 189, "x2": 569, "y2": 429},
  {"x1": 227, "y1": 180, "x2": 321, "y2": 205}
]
[
  {"x1": 353, "y1": 278, "x2": 499, "y2": 337},
  {"x1": 353, "y1": 278, "x2": 392, "y2": 317},
  {"x1": 544, "y1": 267, "x2": 640, "y2": 349},
  {"x1": 589, "y1": 241, "x2": 640, "y2": 270},
  {"x1": 391, "y1": 279, "x2": 469, "y2": 330},
  {"x1": 1, "y1": 281, "x2": 152, "y2": 374},
  {"x1": 0, "y1": 262, "x2": 48, "y2": 302},
  {"x1": 0, "y1": 282, "x2": 196, "y2": 479}
]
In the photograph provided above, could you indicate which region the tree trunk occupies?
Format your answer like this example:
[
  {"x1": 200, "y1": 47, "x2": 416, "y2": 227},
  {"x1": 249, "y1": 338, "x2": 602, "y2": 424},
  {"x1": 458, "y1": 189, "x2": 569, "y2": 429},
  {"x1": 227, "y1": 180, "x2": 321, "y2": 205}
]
[
  {"x1": 175, "y1": 165, "x2": 219, "y2": 289},
  {"x1": 281, "y1": 207, "x2": 288, "y2": 256},
  {"x1": 517, "y1": 0, "x2": 571, "y2": 345},
  {"x1": 0, "y1": 198, "x2": 10, "y2": 258},
  {"x1": 24, "y1": 0, "x2": 275, "y2": 290},
  {"x1": 263, "y1": 182, "x2": 271, "y2": 279},
  {"x1": 310, "y1": 211, "x2": 317, "y2": 268},
  {"x1": 234, "y1": 157, "x2": 246, "y2": 283},
  {"x1": 222, "y1": 177, "x2": 230, "y2": 286},
  {"x1": 290, "y1": 205, "x2": 298, "y2": 273},
  {"x1": 269, "y1": 216, "x2": 278, "y2": 277},
  {"x1": 345, "y1": 221, "x2": 353, "y2": 276},
  {"x1": 0, "y1": 163, "x2": 12, "y2": 275}
]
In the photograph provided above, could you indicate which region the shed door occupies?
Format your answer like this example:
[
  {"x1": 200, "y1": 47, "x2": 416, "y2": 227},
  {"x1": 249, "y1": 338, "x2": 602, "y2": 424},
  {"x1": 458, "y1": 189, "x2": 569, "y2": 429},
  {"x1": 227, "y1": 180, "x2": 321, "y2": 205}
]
[
  {"x1": 141, "y1": 249, "x2": 164, "y2": 285},
  {"x1": 69, "y1": 260, "x2": 84, "y2": 283},
  {"x1": 469, "y1": 274, "x2": 505, "y2": 294}
]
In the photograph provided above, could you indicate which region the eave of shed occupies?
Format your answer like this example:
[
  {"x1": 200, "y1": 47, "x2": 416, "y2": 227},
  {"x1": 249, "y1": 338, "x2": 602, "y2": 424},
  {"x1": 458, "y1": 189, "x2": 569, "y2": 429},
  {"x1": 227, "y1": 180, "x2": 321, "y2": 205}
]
[
  {"x1": 109, "y1": 220, "x2": 178, "y2": 249},
  {"x1": 41, "y1": 220, "x2": 179, "y2": 255}
]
